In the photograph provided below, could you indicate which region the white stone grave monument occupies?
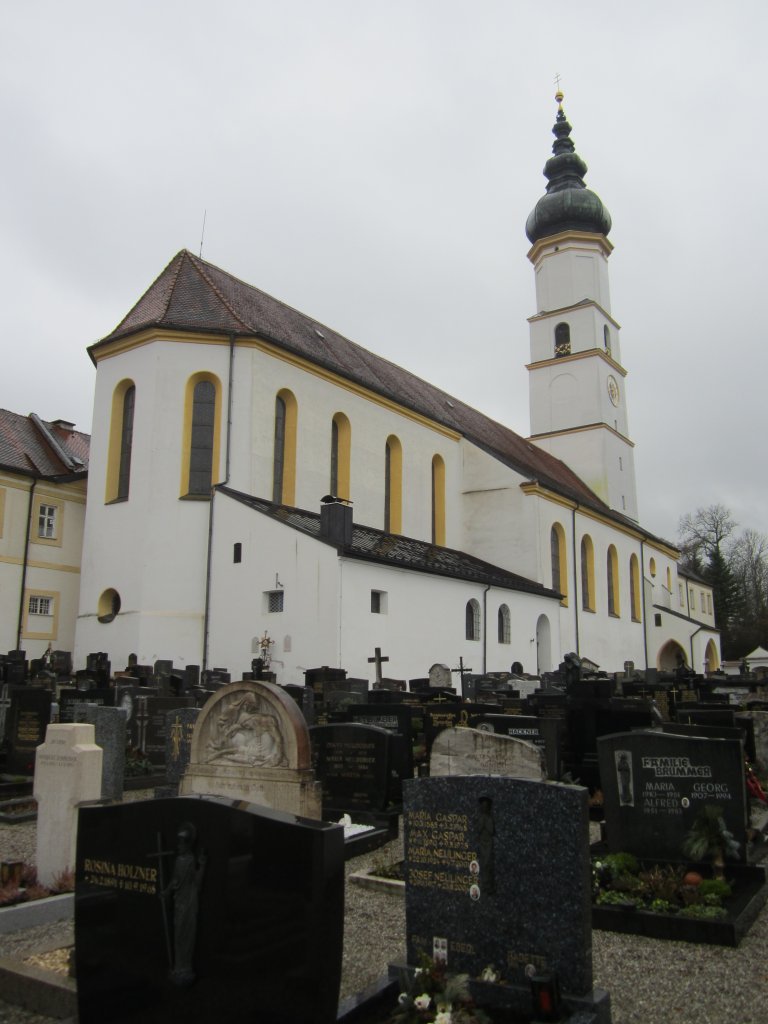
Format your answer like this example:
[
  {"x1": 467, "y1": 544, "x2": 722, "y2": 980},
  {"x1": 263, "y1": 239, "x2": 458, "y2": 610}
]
[{"x1": 34, "y1": 722, "x2": 103, "y2": 887}]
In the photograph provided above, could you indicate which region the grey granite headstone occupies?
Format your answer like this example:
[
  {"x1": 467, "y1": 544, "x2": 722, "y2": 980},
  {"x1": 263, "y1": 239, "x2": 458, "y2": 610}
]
[
  {"x1": 429, "y1": 727, "x2": 546, "y2": 780},
  {"x1": 81, "y1": 704, "x2": 128, "y2": 800},
  {"x1": 310, "y1": 723, "x2": 395, "y2": 813},
  {"x1": 598, "y1": 729, "x2": 748, "y2": 862},
  {"x1": 404, "y1": 776, "x2": 592, "y2": 995}
]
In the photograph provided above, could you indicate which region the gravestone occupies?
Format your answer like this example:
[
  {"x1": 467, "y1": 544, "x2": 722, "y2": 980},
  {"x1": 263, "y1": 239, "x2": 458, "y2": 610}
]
[
  {"x1": 310, "y1": 722, "x2": 396, "y2": 814},
  {"x1": 180, "y1": 680, "x2": 322, "y2": 818},
  {"x1": 429, "y1": 727, "x2": 546, "y2": 780},
  {"x1": 598, "y1": 730, "x2": 748, "y2": 862},
  {"x1": 74, "y1": 704, "x2": 128, "y2": 801},
  {"x1": 165, "y1": 707, "x2": 201, "y2": 789},
  {"x1": 143, "y1": 696, "x2": 196, "y2": 767},
  {"x1": 347, "y1": 703, "x2": 415, "y2": 785},
  {"x1": 403, "y1": 776, "x2": 596, "y2": 1000},
  {"x1": 34, "y1": 723, "x2": 102, "y2": 886},
  {"x1": 741, "y1": 709, "x2": 768, "y2": 772},
  {"x1": 282, "y1": 684, "x2": 315, "y2": 725},
  {"x1": 428, "y1": 663, "x2": 452, "y2": 689},
  {"x1": 59, "y1": 687, "x2": 114, "y2": 723},
  {"x1": 75, "y1": 796, "x2": 344, "y2": 1024},
  {"x1": 5, "y1": 686, "x2": 52, "y2": 774}
]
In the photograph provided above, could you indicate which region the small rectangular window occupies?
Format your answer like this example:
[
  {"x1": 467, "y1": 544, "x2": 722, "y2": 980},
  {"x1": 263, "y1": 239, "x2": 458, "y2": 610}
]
[
  {"x1": 233, "y1": 542, "x2": 242, "y2": 563},
  {"x1": 700, "y1": 591, "x2": 706, "y2": 611},
  {"x1": 654, "y1": 613, "x2": 662, "y2": 627},
  {"x1": 29, "y1": 596, "x2": 52, "y2": 616},
  {"x1": 370, "y1": 590, "x2": 387, "y2": 614},
  {"x1": 38, "y1": 504, "x2": 57, "y2": 539},
  {"x1": 689, "y1": 589, "x2": 695, "y2": 610},
  {"x1": 267, "y1": 591, "x2": 284, "y2": 613},
  {"x1": 679, "y1": 583, "x2": 684, "y2": 605},
  {"x1": 707, "y1": 594, "x2": 712, "y2": 614}
]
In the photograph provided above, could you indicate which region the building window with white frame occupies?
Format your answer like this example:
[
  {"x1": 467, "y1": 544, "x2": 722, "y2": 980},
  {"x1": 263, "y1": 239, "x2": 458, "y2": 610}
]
[
  {"x1": 266, "y1": 590, "x2": 284, "y2": 613},
  {"x1": 38, "y1": 504, "x2": 57, "y2": 539},
  {"x1": 29, "y1": 595, "x2": 53, "y2": 616},
  {"x1": 466, "y1": 599, "x2": 480, "y2": 641}
]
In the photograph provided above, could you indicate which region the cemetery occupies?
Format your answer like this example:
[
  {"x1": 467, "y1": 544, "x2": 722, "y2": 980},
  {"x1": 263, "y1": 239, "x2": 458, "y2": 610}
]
[{"x1": 0, "y1": 646, "x2": 767, "y2": 1022}]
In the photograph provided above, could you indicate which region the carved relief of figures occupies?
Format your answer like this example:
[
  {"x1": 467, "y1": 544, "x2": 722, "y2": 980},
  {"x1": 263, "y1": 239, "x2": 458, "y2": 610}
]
[{"x1": 206, "y1": 692, "x2": 286, "y2": 767}]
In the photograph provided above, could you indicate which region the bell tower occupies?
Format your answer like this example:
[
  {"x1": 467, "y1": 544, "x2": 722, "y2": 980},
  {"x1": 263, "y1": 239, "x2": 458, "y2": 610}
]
[{"x1": 525, "y1": 91, "x2": 638, "y2": 521}]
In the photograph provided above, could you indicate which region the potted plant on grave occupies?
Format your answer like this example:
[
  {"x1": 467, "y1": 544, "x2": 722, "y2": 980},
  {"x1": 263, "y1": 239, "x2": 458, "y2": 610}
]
[
  {"x1": 390, "y1": 956, "x2": 492, "y2": 1024},
  {"x1": 681, "y1": 804, "x2": 741, "y2": 880}
]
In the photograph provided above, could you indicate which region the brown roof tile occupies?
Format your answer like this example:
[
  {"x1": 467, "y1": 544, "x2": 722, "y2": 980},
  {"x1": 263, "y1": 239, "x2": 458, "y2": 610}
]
[{"x1": 0, "y1": 409, "x2": 90, "y2": 479}]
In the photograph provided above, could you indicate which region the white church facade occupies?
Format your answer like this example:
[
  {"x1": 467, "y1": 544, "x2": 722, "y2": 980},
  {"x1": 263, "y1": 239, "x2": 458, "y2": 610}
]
[{"x1": 70, "y1": 95, "x2": 719, "y2": 682}]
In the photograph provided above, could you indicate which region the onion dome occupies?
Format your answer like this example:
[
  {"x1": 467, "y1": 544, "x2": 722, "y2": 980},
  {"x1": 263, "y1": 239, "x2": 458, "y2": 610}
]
[{"x1": 525, "y1": 90, "x2": 611, "y2": 244}]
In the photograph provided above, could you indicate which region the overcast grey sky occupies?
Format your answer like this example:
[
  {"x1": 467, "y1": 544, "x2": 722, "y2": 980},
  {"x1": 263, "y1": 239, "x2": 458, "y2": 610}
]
[{"x1": 2, "y1": 1, "x2": 765, "y2": 545}]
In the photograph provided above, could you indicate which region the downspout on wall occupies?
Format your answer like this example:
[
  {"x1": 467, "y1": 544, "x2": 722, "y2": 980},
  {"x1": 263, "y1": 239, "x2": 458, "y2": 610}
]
[
  {"x1": 202, "y1": 335, "x2": 236, "y2": 673},
  {"x1": 571, "y1": 506, "x2": 580, "y2": 656},
  {"x1": 17, "y1": 479, "x2": 36, "y2": 649}
]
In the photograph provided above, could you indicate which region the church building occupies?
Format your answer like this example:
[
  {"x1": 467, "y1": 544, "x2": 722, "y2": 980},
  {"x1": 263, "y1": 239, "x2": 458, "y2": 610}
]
[{"x1": 73, "y1": 93, "x2": 720, "y2": 682}]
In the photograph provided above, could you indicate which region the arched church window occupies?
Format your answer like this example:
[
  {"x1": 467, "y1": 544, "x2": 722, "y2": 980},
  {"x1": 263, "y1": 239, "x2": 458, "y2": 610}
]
[
  {"x1": 105, "y1": 379, "x2": 136, "y2": 503},
  {"x1": 550, "y1": 523, "x2": 568, "y2": 605},
  {"x1": 607, "y1": 545, "x2": 620, "y2": 617},
  {"x1": 466, "y1": 599, "x2": 480, "y2": 641},
  {"x1": 330, "y1": 412, "x2": 351, "y2": 500},
  {"x1": 117, "y1": 385, "x2": 135, "y2": 500},
  {"x1": 384, "y1": 435, "x2": 402, "y2": 533},
  {"x1": 581, "y1": 534, "x2": 595, "y2": 611},
  {"x1": 273, "y1": 389, "x2": 297, "y2": 505},
  {"x1": 188, "y1": 380, "x2": 216, "y2": 495},
  {"x1": 431, "y1": 454, "x2": 446, "y2": 546},
  {"x1": 180, "y1": 372, "x2": 222, "y2": 499},
  {"x1": 498, "y1": 604, "x2": 511, "y2": 644},
  {"x1": 630, "y1": 553, "x2": 641, "y2": 622},
  {"x1": 554, "y1": 322, "x2": 571, "y2": 358}
]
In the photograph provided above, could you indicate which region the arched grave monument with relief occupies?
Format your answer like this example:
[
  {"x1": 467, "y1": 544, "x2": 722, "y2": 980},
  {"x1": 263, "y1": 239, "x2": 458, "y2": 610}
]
[{"x1": 180, "y1": 680, "x2": 321, "y2": 818}]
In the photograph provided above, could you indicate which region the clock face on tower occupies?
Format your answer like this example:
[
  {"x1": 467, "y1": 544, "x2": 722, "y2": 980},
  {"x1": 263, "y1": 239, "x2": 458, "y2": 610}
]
[{"x1": 607, "y1": 375, "x2": 620, "y2": 407}]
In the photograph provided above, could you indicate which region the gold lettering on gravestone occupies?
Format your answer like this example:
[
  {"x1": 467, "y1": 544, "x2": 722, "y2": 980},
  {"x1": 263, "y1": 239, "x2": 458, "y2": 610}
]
[
  {"x1": 82, "y1": 858, "x2": 158, "y2": 895},
  {"x1": 406, "y1": 810, "x2": 475, "y2": 893},
  {"x1": 655, "y1": 692, "x2": 670, "y2": 720},
  {"x1": 16, "y1": 711, "x2": 42, "y2": 743}
]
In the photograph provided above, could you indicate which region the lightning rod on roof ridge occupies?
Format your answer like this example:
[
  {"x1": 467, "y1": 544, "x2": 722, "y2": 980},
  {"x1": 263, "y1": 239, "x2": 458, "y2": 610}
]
[{"x1": 199, "y1": 209, "x2": 207, "y2": 258}]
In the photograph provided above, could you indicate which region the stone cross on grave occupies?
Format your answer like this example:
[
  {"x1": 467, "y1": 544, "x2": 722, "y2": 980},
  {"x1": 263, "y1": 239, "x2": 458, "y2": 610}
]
[
  {"x1": 0, "y1": 684, "x2": 11, "y2": 742},
  {"x1": 367, "y1": 647, "x2": 389, "y2": 686},
  {"x1": 135, "y1": 697, "x2": 149, "y2": 752}
]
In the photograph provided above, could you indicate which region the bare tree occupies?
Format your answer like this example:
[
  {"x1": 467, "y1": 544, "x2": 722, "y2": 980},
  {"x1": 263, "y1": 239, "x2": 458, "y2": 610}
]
[{"x1": 678, "y1": 504, "x2": 736, "y2": 567}]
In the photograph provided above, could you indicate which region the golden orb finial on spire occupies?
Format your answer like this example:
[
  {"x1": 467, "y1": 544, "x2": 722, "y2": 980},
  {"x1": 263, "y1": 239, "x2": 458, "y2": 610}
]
[{"x1": 554, "y1": 73, "x2": 564, "y2": 110}]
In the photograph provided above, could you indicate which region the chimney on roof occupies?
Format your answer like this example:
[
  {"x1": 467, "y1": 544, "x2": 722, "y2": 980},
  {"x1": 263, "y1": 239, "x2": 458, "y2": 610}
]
[
  {"x1": 51, "y1": 419, "x2": 75, "y2": 432},
  {"x1": 319, "y1": 495, "x2": 353, "y2": 546}
]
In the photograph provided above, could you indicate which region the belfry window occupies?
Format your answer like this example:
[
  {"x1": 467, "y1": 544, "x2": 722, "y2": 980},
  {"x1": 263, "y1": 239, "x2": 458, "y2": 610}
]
[
  {"x1": 554, "y1": 322, "x2": 571, "y2": 358},
  {"x1": 603, "y1": 325, "x2": 611, "y2": 354}
]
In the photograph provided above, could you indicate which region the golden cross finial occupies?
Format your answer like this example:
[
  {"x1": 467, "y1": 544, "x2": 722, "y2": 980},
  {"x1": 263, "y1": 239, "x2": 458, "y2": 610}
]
[{"x1": 554, "y1": 73, "x2": 564, "y2": 109}]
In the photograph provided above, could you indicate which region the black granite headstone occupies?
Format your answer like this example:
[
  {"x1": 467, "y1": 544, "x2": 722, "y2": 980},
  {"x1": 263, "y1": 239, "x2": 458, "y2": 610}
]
[
  {"x1": 598, "y1": 730, "x2": 748, "y2": 862},
  {"x1": 5, "y1": 686, "x2": 51, "y2": 774},
  {"x1": 75, "y1": 796, "x2": 344, "y2": 1024},
  {"x1": 164, "y1": 707, "x2": 201, "y2": 788},
  {"x1": 403, "y1": 776, "x2": 592, "y2": 995},
  {"x1": 310, "y1": 723, "x2": 395, "y2": 813},
  {"x1": 143, "y1": 697, "x2": 195, "y2": 767},
  {"x1": 59, "y1": 688, "x2": 115, "y2": 723}
]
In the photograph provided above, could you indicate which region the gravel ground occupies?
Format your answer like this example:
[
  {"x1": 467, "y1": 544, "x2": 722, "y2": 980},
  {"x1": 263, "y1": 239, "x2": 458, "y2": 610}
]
[{"x1": 1, "y1": 812, "x2": 767, "y2": 1024}]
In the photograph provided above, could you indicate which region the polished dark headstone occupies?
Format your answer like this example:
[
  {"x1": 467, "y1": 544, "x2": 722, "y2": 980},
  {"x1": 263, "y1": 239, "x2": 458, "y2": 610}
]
[
  {"x1": 59, "y1": 688, "x2": 114, "y2": 723},
  {"x1": 310, "y1": 722, "x2": 394, "y2": 813},
  {"x1": 403, "y1": 776, "x2": 592, "y2": 995},
  {"x1": 75, "y1": 796, "x2": 344, "y2": 1024},
  {"x1": 5, "y1": 686, "x2": 51, "y2": 774},
  {"x1": 164, "y1": 707, "x2": 200, "y2": 787},
  {"x1": 143, "y1": 697, "x2": 195, "y2": 767},
  {"x1": 598, "y1": 729, "x2": 748, "y2": 862}
]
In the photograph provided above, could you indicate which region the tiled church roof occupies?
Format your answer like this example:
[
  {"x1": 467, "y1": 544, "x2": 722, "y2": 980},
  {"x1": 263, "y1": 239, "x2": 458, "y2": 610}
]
[
  {"x1": 90, "y1": 250, "x2": 609, "y2": 510},
  {"x1": 0, "y1": 409, "x2": 89, "y2": 479},
  {"x1": 219, "y1": 486, "x2": 560, "y2": 598}
]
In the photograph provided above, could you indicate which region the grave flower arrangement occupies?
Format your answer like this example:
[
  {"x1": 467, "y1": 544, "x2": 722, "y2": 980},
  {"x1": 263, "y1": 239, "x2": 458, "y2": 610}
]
[
  {"x1": 390, "y1": 956, "x2": 492, "y2": 1024},
  {"x1": 0, "y1": 864, "x2": 74, "y2": 908},
  {"x1": 591, "y1": 850, "x2": 734, "y2": 920}
]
